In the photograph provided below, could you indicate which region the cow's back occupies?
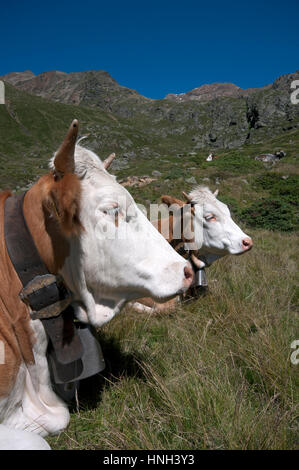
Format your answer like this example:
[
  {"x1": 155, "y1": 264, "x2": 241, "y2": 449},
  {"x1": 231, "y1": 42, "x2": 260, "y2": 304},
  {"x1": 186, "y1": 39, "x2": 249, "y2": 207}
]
[{"x1": 0, "y1": 191, "x2": 35, "y2": 401}]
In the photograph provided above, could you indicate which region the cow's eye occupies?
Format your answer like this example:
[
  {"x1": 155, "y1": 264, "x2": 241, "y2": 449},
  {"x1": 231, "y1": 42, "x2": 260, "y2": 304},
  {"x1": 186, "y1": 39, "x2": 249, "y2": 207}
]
[
  {"x1": 205, "y1": 214, "x2": 216, "y2": 221},
  {"x1": 104, "y1": 207, "x2": 119, "y2": 216}
]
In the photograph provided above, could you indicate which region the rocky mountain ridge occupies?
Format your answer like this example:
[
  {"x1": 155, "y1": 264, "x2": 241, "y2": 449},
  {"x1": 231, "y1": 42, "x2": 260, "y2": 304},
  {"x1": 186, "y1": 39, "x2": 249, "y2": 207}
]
[
  {"x1": 1, "y1": 69, "x2": 298, "y2": 153},
  {"x1": 0, "y1": 69, "x2": 149, "y2": 111},
  {"x1": 164, "y1": 82, "x2": 271, "y2": 103}
]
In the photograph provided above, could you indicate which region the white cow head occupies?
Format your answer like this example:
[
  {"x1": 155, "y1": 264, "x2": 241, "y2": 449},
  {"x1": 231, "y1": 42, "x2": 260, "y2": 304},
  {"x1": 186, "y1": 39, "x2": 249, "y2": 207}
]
[
  {"x1": 161, "y1": 186, "x2": 253, "y2": 268},
  {"x1": 50, "y1": 121, "x2": 193, "y2": 327}
]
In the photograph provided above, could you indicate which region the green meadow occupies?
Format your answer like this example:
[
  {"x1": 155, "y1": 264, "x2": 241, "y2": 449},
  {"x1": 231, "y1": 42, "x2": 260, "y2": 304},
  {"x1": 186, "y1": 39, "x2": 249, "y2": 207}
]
[
  {"x1": 47, "y1": 132, "x2": 298, "y2": 450},
  {"x1": 1, "y1": 83, "x2": 298, "y2": 450}
]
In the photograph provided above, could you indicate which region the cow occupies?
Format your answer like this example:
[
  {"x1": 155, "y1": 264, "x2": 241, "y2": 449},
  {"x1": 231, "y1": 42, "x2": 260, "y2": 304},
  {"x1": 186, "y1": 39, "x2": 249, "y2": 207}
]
[
  {"x1": 255, "y1": 150, "x2": 286, "y2": 163},
  {"x1": 0, "y1": 120, "x2": 194, "y2": 449},
  {"x1": 206, "y1": 153, "x2": 220, "y2": 161},
  {"x1": 131, "y1": 186, "x2": 253, "y2": 313}
]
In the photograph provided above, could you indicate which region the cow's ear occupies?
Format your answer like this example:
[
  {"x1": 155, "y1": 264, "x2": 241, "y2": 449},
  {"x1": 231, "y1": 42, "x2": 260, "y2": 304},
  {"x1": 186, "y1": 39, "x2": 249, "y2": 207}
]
[
  {"x1": 161, "y1": 195, "x2": 185, "y2": 207},
  {"x1": 103, "y1": 152, "x2": 116, "y2": 170},
  {"x1": 53, "y1": 119, "x2": 78, "y2": 180},
  {"x1": 213, "y1": 189, "x2": 219, "y2": 197},
  {"x1": 44, "y1": 173, "x2": 83, "y2": 237}
]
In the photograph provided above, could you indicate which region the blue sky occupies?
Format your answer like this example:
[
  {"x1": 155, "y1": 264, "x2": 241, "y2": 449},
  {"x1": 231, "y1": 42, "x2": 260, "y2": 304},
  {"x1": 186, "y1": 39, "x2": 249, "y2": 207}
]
[{"x1": 1, "y1": 0, "x2": 298, "y2": 98}]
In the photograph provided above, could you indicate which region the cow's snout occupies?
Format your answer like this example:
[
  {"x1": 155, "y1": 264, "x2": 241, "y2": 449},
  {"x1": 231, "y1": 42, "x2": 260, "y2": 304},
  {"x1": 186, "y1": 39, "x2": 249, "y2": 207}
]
[
  {"x1": 242, "y1": 237, "x2": 253, "y2": 251},
  {"x1": 183, "y1": 263, "x2": 194, "y2": 288}
]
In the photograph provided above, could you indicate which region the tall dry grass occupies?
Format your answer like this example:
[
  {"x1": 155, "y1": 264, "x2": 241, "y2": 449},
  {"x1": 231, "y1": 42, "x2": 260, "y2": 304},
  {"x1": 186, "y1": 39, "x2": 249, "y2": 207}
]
[{"x1": 47, "y1": 229, "x2": 299, "y2": 450}]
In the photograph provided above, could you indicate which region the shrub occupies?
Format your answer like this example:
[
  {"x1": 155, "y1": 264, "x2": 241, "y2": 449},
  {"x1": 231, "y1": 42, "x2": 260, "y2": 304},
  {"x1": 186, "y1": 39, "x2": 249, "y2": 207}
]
[
  {"x1": 209, "y1": 153, "x2": 261, "y2": 173},
  {"x1": 240, "y1": 198, "x2": 298, "y2": 232},
  {"x1": 252, "y1": 174, "x2": 299, "y2": 205}
]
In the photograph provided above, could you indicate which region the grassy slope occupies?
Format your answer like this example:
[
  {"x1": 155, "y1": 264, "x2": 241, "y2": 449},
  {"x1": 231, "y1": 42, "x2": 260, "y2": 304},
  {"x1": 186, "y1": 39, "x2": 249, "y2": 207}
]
[
  {"x1": 0, "y1": 84, "x2": 126, "y2": 189},
  {"x1": 47, "y1": 230, "x2": 298, "y2": 450},
  {"x1": 1, "y1": 83, "x2": 298, "y2": 449},
  {"x1": 47, "y1": 132, "x2": 298, "y2": 450}
]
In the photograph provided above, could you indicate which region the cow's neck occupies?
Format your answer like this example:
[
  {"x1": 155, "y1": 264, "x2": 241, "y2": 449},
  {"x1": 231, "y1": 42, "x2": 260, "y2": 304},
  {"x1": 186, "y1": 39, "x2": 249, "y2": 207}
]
[
  {"x1": 196, "y1": 251, "x2": 224, "y2": 266},
  {"x1": 158, "y1": 214, "x2": 222, "y2": 267},
  {"x1": 23, "y1": 182, "x2": 70, "y2": 274},
  {"x1": 153, "y1": 215, "x2": 186, "y2": 257}
]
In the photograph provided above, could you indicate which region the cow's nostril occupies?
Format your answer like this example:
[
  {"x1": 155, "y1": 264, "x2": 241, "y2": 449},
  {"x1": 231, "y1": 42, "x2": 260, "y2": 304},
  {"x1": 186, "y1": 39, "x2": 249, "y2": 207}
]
[
  {"x1": 242, "y1": 238, "x2": 253, "y2": 250},
  {"x1": 184, "y1": 266, "x2": 193, "y2": 280}
]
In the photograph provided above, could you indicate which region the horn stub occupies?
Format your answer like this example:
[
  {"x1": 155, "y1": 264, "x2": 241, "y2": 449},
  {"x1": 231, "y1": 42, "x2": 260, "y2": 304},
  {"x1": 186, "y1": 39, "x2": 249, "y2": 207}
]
[
  {"x1": 182, "y1": 191, "x2": 191, "y2": 202},
  {"x1": 54, "y1": 119, "x2": 79, "y2": 178},
  {"x1": 103, "y1": 152, "x2": 116, "y2": 170}
]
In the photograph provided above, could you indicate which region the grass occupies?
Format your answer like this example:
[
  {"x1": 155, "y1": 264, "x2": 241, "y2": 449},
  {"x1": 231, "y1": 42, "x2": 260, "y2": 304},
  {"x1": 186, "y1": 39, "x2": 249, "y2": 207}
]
[
  {"x1": 47, "y1": 229, "x2": 299, "y2": 450},
  {"x1": 1, "y1": 83, "x2": 298, "y2": 449}
]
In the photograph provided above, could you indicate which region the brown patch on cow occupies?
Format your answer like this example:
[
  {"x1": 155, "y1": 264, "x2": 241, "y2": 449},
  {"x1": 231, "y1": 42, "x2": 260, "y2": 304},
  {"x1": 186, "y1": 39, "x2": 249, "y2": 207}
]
[
  {"x1": 136, "y1": 195, "x2": 197, "y2": 315},
  {"x1": 0, "y1": 191, "x2": 36, "y2": 398},
  {"x1": 161, "y1": 195, "x2": 185, "y2": 207},
  {"x1": 23, "y1": 172, "x2": 83, "y2": 273},
  {"x1": 135, "y1": 296, "x2": 178, "y2": 313},
  {"x1": 42, "y1": 173, "x2": 83, "y2": 237},
  {"x1": 158, "y1": 204, "x2": 195, "y2": 248},
  {"x1": 0, "y1": 170, "x2": 83, "y2": 398}
]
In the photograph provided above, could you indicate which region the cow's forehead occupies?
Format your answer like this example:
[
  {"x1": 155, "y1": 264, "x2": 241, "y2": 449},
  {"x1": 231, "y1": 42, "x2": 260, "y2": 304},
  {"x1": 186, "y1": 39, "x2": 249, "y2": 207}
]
[
  {"x1": 198, "y1": 199, "x2": 229, "y2": 216},
  {"x1": 188, "y1": 186, "x2": 230, "y2": 216},
  {"x1": 85, "y1": 180, "x2": 134, "y2": 207},
  {"x1": 74, "y1": 145, "x2": 115, "y2": 179},
  {"x1": 188, "y1": 186, "x2": 215, "y2": 203},
  {"x1": 207, "y1": 199, "x2": 230, "y2": 215},
  {"x1": 50, "y1": 145, "x2": 114, "y2": 180},
  {"x1": 74, "y1": 146, "x2": 135, "y2": 204}
]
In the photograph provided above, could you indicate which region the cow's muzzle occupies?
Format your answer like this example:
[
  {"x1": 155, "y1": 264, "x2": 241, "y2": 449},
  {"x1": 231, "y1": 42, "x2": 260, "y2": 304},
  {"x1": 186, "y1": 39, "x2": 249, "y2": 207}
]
[
  {"x1": 242, "y1": 237, "x2": 253, "y2": 252},
  {"x1": 183, "y1": 263, "x2": 194, "y2": 288}
]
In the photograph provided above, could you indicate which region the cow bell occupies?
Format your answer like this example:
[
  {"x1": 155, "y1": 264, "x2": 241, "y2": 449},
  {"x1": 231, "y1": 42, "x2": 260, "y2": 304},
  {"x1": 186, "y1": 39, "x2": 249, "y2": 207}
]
[
  {"x1": 48, "y1": 322, "x2": 105, "y2": 402},
  {"x1": 194, "y1": 268, "x2": 208, "y2": 287}
]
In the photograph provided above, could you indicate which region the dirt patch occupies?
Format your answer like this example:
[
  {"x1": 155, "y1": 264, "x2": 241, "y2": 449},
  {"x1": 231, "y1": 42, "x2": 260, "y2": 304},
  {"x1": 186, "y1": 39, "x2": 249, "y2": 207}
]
[{"x1": 119, "y1": 176, "x2": 157, "y2": 187}]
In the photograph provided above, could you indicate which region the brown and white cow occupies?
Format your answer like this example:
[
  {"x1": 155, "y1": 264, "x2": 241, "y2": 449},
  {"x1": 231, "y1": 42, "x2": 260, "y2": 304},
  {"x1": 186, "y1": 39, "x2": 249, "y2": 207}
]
[
  {"x1": 132, "y1": 187, "x2": 253, "y2": 312},
  {"x1": 0, "y1": 120, "x2": 194, "y2": 449}
]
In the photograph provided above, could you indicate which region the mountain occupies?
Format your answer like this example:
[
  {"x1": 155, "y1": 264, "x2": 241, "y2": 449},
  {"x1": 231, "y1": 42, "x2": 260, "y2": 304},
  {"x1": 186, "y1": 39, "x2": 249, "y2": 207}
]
[
  {"x1": 0, "y1": 69, "x2": 298, "y2": 181},
  {"x1": 0, "y1": 70, "x2": 35, "y2": 86},
  {"x1": 164, "y1": 82, "x2": 271, "y2": 103},
  {"x1": 0, "y1": 71, "x2": 298, "y2": 239},
  {"x1": 0, "y1": 70, "x2": 150, "y2": 115}
]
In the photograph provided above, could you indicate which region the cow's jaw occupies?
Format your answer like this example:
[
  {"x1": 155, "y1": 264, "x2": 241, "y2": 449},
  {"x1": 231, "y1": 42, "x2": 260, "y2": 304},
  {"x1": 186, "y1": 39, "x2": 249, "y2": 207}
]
[{"x1": 72, "y1": 298, "x2": 126, "y2": 328}]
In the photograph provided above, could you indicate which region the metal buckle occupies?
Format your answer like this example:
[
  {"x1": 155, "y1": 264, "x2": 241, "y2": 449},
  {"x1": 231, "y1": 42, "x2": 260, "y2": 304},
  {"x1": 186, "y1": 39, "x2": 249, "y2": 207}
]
[{"x1": 19, "y1": 274, "x2": 72, "y2": 320}]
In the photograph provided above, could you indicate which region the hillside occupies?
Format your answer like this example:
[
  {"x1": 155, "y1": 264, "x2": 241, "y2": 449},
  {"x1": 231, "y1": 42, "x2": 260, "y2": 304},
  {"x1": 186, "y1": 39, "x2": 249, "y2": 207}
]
[
  {"x1": 0, "y1": 69, "x2": 150, "y2": 112},
  {"x1": 0, "y1": 70, "x2": 298, "y2": 233},
  {"x1": 1, "y1": 69, "x2": 299, "y2": 151},
  {"x1": 0, "y1": 71, "x2": 298, "y2": 450}
]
